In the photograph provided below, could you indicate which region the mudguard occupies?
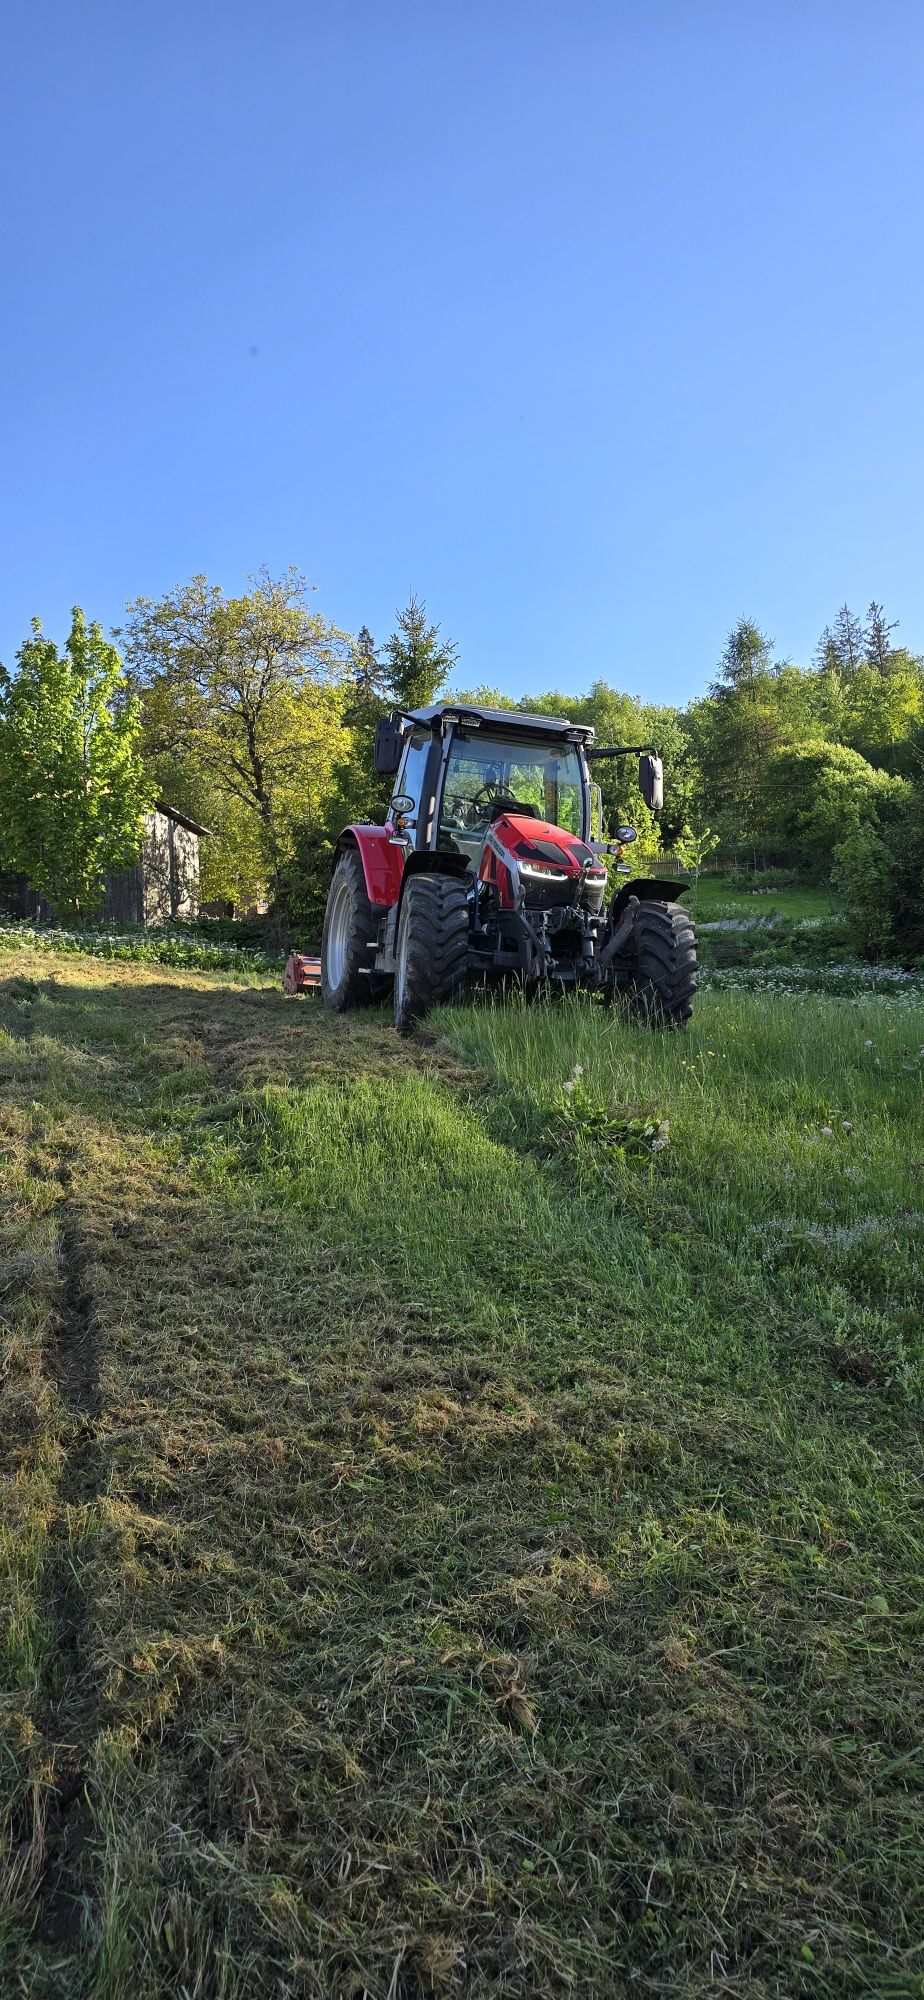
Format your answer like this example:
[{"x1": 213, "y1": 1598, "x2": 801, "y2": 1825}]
[
  {"x1": 337, "y1": 825, "x2": 404, "y2": 908},
  {"x1": 608, "y1": 876, "x2": 690, "y2": 921}
]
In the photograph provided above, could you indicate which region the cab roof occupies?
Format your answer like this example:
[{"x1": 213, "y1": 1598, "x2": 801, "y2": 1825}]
[{"x1": 406, "y1": 702, "x2": 596, "y2": 745}]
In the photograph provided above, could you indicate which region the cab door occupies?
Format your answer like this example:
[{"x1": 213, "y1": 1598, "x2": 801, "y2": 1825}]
[{"x1": 390, "y1": 729, "x2": 440, "y2": 851}]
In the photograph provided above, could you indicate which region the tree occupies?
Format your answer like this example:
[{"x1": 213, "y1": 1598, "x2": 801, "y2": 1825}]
[
  {"x1": 0, "y1": 610, "x2": 149, "y2": 919},
  {"x1": 640, "y1": 704, "x2": 702, "y2": 847},
  {"x1": 815, "y1": 604, "x2": 866, "y2": 675},
  {"x1": 699, "y1": 619, "x2": 779, "y2": 838},
  {"x1": 833, "y1": 767, "x2": 924, "y2": 958},
  {"x1": 353, "y1": 625, "x2": 386, "y2": 696},
  {"x1": 120, "y1": 569, "x2": 352, "y2": 898},
  {"x1": 761, "y1": 739, "x2": 905, "y2": 870},
  {"x1": 711, "y1": 618, "x2": 774, "y2": 693},
  {"x1": 839, "y1": 658, "x2": 924, "y2": 774},
  {"x1": 323, "y1": 626, "x2": 393, "y2": 834},
  {"x1": 814, "y1": 628, "x2": 842, "y2": 676},
  {"x1": 864, "y1": 602, "x2": 899, "y2": 674},
  {"x1": 384, "y1": 596, "x2": 458, "y2": 710}
]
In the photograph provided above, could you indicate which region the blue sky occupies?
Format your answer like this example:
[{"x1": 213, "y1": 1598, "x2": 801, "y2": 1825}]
[{"x1": 2, "y1": 0, "x2": 923, "y2": 706}]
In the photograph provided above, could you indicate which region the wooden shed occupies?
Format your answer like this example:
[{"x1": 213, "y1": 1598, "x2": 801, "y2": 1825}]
[
  {"x1": 1, "y1": 801, "x2": 212, "y2": 927},
  {"x1": 111, "y1": 800, "x2": 212, "y2": 925}
]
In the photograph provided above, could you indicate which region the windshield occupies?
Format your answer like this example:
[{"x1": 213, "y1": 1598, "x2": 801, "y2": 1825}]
[{"x1": 439, "y1": 733, "x2": 584, "y2": 854}]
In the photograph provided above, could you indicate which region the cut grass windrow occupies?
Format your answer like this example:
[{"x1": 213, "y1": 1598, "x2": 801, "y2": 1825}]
[{"x1": 0, "y1": 946, "x2": 922, "y2": 1999}]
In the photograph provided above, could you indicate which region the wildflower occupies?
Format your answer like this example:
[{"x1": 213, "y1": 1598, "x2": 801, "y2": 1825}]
[
  {"x1": 821, "y1": 1125, "x2": 834, "y2": 1138},
  {"x1": 864, "y1": 1038, "x2": 874, "y2": 1048},
  {"x1": 842, "y1": 1120, "x2": 853, "y2": 1134}
]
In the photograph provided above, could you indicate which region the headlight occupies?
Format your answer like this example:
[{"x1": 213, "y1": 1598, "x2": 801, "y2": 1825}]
[{"x1": 517, "y1": 861, "x2": 572, "y2": 882}]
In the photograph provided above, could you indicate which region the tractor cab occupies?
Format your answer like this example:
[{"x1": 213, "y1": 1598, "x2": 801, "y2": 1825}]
[{"x1": 382, "y1": 704, "x2": 596, "y2": 864}]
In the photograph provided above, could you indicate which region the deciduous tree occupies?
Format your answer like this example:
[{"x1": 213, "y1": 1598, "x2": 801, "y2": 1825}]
[
  {"x1": 0, "y1": 610, "x2": 148, "y2": 919},
  {"x1": 121, "y1": 569, "x2": 352, "y2": 897}
]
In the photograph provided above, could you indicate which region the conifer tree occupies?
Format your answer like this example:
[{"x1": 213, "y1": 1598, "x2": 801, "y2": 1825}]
[
  {"x1": 383, "y1": 596, "x2": 458, "y2": 710},
  {"x1": 864, "y1": 601, "x2": 898, "y2": 674}
]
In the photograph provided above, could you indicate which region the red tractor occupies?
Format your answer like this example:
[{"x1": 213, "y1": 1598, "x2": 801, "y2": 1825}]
[{"x1": 288, "y1": 703, "x2": 697, "y2": 1030}]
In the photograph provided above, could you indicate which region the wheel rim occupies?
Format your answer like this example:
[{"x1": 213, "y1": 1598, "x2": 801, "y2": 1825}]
[{"x1": 324, "y1": 874, "x2": 352, "y2": 988}]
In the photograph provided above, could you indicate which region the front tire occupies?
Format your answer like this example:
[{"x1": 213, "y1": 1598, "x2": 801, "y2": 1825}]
[
  {"x1": 393, "y1": 874, "x2": 469, "y2": 1033},
  {"x1": 607, "y1": 899, "x2": 698, "y2": 1027},
  {"x1": 320, "y1": 849, "x2": 383, "y2": 1011}
]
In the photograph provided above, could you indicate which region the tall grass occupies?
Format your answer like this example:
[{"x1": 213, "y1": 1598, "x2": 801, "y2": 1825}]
[{"x1": 433, "y1": 989, "x2": 924, "y2": 1401}]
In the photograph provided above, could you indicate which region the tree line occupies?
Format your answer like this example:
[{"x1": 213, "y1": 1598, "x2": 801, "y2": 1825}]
[{"x1": 1, "y1": 574, "x2": 922, "y2": 954}]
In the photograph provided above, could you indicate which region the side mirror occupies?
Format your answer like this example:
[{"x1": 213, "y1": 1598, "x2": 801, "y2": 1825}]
[
  {"x1": 639, "y1": 752, "x2": 664, "y2": 813},
  {"x1": 374, "y1": 717, "x2": 404, "y2": 776}
]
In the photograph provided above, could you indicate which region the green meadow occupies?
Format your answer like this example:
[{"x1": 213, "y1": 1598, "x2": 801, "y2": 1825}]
[{"x1": 1, "y1": 938, "x2": 922, "y2": 1998}]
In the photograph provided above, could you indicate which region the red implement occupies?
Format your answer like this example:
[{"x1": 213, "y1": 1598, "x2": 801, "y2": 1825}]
[{"x1": 283, "y1": 952, "x2": 322, "y2": 995}]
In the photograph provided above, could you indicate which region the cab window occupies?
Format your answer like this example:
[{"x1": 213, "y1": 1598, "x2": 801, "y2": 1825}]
[{"x1": 439, "y1": 734, "x2": 584, "y2": 848}]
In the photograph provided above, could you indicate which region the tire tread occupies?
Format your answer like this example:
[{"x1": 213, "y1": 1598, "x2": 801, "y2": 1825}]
[
  {"x1": 612, "y1": 898, "x2": 698, "y2": 1027},
  {"x1": 394, "y1": 875, "x2": 469, "y2": 1031}
]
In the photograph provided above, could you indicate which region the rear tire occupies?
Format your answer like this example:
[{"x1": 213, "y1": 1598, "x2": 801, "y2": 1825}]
[
  {"x1": 320, "y1": 849, "x2": 384, "y2": 1011},
  {"x1": 394, "y1": 874, "x2": 469, "y2": 1032},
  {"x1": 608, "y1": 899, "x2": 698, "y2": 1027}
]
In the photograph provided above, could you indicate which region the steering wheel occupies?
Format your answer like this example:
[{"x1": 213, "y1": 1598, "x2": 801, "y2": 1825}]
[
  {"x1": 446, "y1": 783, "x2": 507, "y2": 827},
  {"x1": 472, "y1": 781, "x2": 525, "y2": 813},
  {"x1": 446, "y1": 782, "x2": 536, "y2": 828}
]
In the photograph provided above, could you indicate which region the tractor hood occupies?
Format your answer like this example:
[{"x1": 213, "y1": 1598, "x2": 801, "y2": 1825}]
[{"x1": 479, "y1": 813, "x2": 608, "y2": 911}]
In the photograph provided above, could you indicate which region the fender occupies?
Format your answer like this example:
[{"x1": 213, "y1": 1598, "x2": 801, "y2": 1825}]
[
  {"x1": 608, "y1": 876, "x2": 690, "y2": 922},
  {"x1": 337, "y1": 827, "x2": 470, "y2": 913},
  {"x1": 336, "y1": 825, "x2": 404, "y2": 909}
]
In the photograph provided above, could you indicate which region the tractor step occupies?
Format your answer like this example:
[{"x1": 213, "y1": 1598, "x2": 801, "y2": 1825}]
[{"x1": 283, "y1": 952, "x2": 322, "y2": 995}]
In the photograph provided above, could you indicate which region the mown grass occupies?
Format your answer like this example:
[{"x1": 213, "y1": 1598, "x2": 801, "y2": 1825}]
[{"x1": 0, "y1": 946, "x2": 922, "y2": 1998}]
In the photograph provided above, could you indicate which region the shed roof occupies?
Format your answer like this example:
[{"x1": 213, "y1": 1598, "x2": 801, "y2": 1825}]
[{"x1": 153, "y1": 799, "x2": 214, "y2": 837}]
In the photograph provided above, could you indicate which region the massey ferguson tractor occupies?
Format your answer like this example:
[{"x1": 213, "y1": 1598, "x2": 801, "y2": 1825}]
[{"x1": 285, "y1": 703, "x2": 697, "y2": 1030}]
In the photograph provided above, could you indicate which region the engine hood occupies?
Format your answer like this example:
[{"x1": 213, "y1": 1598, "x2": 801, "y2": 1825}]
[{"x1": 479, "y1": 813, "x2": 607, "y2": 909}]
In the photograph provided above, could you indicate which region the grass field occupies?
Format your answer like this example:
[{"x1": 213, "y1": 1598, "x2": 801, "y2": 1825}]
[
  {"x1": 1, "y1": 940, "x2": 922, "y2": 1999},
  {"x1": 689, "y1": 874, "x2": 836, "y2": 924}
]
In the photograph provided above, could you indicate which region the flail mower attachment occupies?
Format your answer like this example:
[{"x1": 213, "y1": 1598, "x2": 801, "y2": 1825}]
[{"x1": 283, "y1": 952, "x2": 322, "y2": 996}]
